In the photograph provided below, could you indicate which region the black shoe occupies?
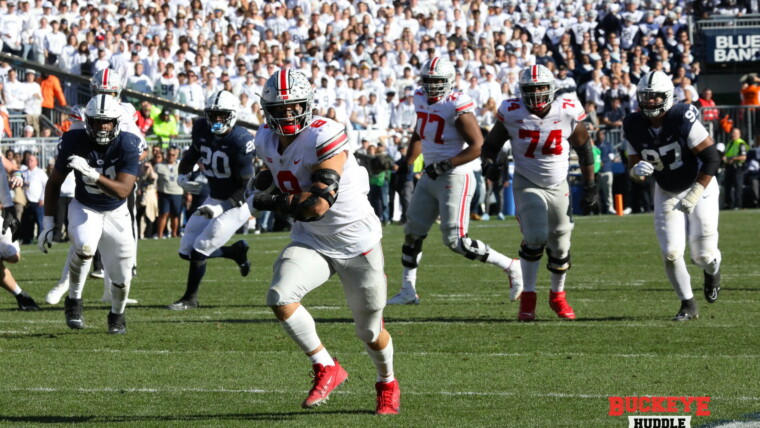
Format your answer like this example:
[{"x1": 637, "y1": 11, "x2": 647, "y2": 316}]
[
  {"x1": 230, "y1": 240, "x2": 251, "y2": 277},
  {"x1": 15, "y1": 291, "x2": 41, "y2": 311},
  {"x1": 64, "y1": 296, "x2": 85, "y2": 329},
  {"x1": 703, "y1": 270, "x2": 720, "y2": 304},
  {"x1": 107, "y1": 311, "x2": 126, "y2": 334},
  {"x1": 167, "y1": 298, "x2": 198, "y2": 311},
  {"x1": 672, "y1": 298, "x2": 699, "y2": 321}
]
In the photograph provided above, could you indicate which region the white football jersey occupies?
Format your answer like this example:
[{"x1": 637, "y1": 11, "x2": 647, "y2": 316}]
[
  {"x1": 496, "y1": 96, "x2": 587, "y2": 188},
  {"x1": 413, "y1": 88, "x2": 478, "y2": 173},
  {"x1": 255, "y1": 117, "x2": 381, "y2": 258}
]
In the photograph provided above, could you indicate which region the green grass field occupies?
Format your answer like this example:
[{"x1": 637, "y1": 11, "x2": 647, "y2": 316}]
[{"x1": 1, "y1": 211, "x2": 758, "y2": 427}]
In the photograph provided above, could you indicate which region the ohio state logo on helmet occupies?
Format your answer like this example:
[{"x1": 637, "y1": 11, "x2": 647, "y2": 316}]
[
  {"x1": 519, "y1": 65, "x2": 557, "y2": 113},
  {"x1": 260, "y1": 69, "x2": 314, "y2": 136},
  {"x1": 420, "y1": 56, "x2": 455, "y2": 102}
]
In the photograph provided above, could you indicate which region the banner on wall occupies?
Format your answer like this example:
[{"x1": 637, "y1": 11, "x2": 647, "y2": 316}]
[{"x1": 703, "y1": 28, "x2": 760, "y2": 63}]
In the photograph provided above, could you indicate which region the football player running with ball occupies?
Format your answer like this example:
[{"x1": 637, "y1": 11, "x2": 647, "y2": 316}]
[
  {"x1": 482, "y1": 64, "x2": 598, "y2": 321},
  {"x1": 167, "y1": 90, "x2": 254, "y2": 310},
  {"x1": 387, "y1": 56, "x2": 523, "y2": 306},
  {"x1": 39, "y1": 94, "x2": 142, "y2": 334},
  {"x1": 248, "y1": 69, "x2": 400, "y2": 414},
  {"x1": 624, "y1": 71, "x2": 722, "y2": 321}
]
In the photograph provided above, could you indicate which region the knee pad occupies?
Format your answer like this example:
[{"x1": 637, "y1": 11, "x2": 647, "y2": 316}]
[
  {"x1": 546, "y1": 249, "x2": 571, "y2": 274},
  {"x1": 112, "y1": 283, "x2": 126, "y2": 289},
  {"x1": 401, "y1": 234, "x2": 426, "y2": 268},
  {"x1": 450, "y1": 235, "x2": 490, "y2": 262},
  {"x1": 76, "y1": 244, "x2": 97, "y2": 260},
  {"x1": 663, "y1": 251, "x2": 684, "y2": 264},
  {"x1": 178, "y1": 252, "x2": 190, "y2": 261},
  {"x1": 519, "y1": 241, "x2": 544, "y2": 262}
]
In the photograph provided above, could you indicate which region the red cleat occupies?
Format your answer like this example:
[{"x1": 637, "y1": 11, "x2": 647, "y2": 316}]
[
  {"x1": 375, "y1": 379, "x2": 400, "y2": 415},
  {"x1": 518, "y1": 291, "x2": 536, "y2": 321},
  {"x1": 549, "y1": 291, "x2": 576, "y2": 319},
  {"x1": 302, "y1": 358, "x2": 348, "y2": 408}
]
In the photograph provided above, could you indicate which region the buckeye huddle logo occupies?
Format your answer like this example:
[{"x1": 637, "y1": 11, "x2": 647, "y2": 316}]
[{"x1": 608, "y1": 396, "x2": 710, "y2": 428}]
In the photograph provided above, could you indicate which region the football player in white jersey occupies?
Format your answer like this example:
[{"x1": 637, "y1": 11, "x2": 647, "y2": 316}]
[
  {"x1": 387, "y1": 56, "x2": 523, "y2": 306},
  {"x1": 45, "y1": 69, "x2": 145, "y2": 306},
  {"x1": 39, "y1": 94, "x2": 142, "y2": 334},
  {"x1": 624, "y1": 71, "x2": 722, "y2": 321},
  {"x1": 483, "y1": 64, "x2": 599, "y2": 321},
  {"x1": 0, "y1": 155, "x2": 40, "y2": 310},
  {"x1": 248, "y1": 69, "x2": 400, "y2": 415}
]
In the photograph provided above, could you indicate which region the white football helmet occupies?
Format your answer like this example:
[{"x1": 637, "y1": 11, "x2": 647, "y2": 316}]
[
  {"x1": 636, "y1": 71, "x2": 674, "y2": 118},
  {"x1": 519, "y1": 64, "x2": 557, "y2": 113},
  {"x1": 69, "y1": 105, "x2": 84, "y2": 122},
  {"x1": 420, "y1": 56, "x2": 455, "y2": 102},
  {"x1": 260, "y1": 69, "x2": 313, "y2": 136},
  {"x1": 204, "y1": 90, "x2": 239, "y2": 135},
  {"x1": 91, "y1": 68, "x2": 123, "y2": 97},
  {"x1": 84, "y1": 94, "x2": 121, "y2": 146}
]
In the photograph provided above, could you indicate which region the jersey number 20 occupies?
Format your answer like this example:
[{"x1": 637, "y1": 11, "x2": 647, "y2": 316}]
[{"x1": 200, "y1": 146, "x2": 231, "y2": 178}]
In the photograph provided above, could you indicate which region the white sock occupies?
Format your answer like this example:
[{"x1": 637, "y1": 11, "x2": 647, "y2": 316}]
[
  {"x1": 279, "y1": 305, "x2": 324, "y2": 355},
  {"x1": 664, "y1": 257, "x2": 693, "y2": 300},
  {"x1": 401, "y1": 267, "x2": 417, "y2": 293},
  {"x1": 68, "y1": 253, "x2": 92, "y2": 299},
  {"x1": 697, "y1": 251, "x2": 722, "y2": 276},
  {"x1": 110, "y1": 282, "x2": 131, "y2": 314},
  {"x1": 102, "y1": 270, "x2": 112, "y2": 300},
  {"x1": 59, "y1": 246, "x2": 74, "y2": 285},
  {"x1": 485, "y1": 249, "x2": 512, "y2": 271},
  {"x1": 309, "y1": 348, "x2": 334, "y2": 367},
  {"x1": 366, "y1": 337, "x2": 394, "y2": 383},
  {"x1": 521, "y1": 259, "x2": 541, "y2": 292},
  {"x1": 11, "y1": 286, "x2": 21, "y2": 296},
  {"x1": 550, "y1": 272, "x2": 566, "y2": 292}
]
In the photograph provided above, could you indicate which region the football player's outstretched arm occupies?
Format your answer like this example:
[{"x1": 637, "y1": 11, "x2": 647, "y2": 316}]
[{"x1": 452, "y1": 112, "x2": 484, "y2": 166}]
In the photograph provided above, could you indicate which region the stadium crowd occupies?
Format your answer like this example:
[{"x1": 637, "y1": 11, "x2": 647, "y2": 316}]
[{"x1": 0, "y1": 0, "x2": 759, "y2": 237}]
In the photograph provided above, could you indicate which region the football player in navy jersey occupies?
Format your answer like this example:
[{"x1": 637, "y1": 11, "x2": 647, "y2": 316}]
[
  {"x1": 166, "y1": 90, "x2": 254, "y2": 310},
  {"x1": 39, "y1": 94, "x2": 142, "y2": 334},
  {"x1": 624, "y1": 71, "x2": 722, "y2": 321}
]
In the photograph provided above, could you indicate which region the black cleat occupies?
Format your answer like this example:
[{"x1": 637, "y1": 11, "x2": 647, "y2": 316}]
[
  {"x1": 231, "y1": 240, "x2": 251, "y2": 277},
  {"x1": 64, "y1": 296, "x2": 85, "y2": 329},
  {"x1": 167, "y1": 298, "x2": 198, "y2": 311},
  {"x1": 107, "y1": 311, "x2": 126, "y2": 334},
  {"x1": 703, "y1": 270, "x2": 720, "y2": 304},
  {"x1": 15, "y1": 290, "x2": 41, "y2": 311},
  {"x1": 132, "y1": 266, "x2": 138, "y2": 278},
  {"x1": 672, "y1": 298, "x2": 699, "y2": 321}
]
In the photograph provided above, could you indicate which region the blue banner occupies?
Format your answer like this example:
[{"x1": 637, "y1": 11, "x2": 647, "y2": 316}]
[{"x1": 703, "y1": 28, "x2": 760, "y2": 63}]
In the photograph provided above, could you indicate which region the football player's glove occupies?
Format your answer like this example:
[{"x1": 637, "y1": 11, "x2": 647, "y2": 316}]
[
  {"x1": 675, "y1": 182, "x2": 705, "y2": 215},
  {"x1": 630, "y1": 161, "x2": 654, "y2": 182},
  {"x1": 177, "y1": 174, "x2": 203, "y2": 194},
  {"x1": 1, "y1": 206, "x2": 20, "y2": 241},
  {"x1": 425, "y1": 159, "x2": 453, "y2": 180},
  {"x1": 38, "y1": 216, "x2": 55, "y2": 253},
  {"x1": 67, "y1": 155, "x2": 99, "y2": 185},
  {"x1": 482, "y1": 158, "x2": 502, "y2": 182},
  {"x1": 581, "y1": 182, "x2": 599, "y2": 215}
]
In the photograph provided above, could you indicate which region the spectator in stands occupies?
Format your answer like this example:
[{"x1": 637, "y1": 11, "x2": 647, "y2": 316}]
[
  {"x1": 22, "y1": 70, "x2": 42, "y2": 136},
  {"x1": 137, "y1": 160, "x2": 158, "y2": 240},
  {"x1": 3, "y1": 69, "x2": 25, "y2": 115},
  {"x1": 601, "y1": 97, "x2": 626, "y2": 129},
  {"x1": 152, "y1": 108, "x2": 178, "y2": 146},
  {"x1": 126, "y1": 62, "x2": 154, "y2": 105},
  {"x1": 0, "y1": 2, "x2": 23, "y2": 56},
  {"x1": 596, "y1": 130, "x2": 617, "y2": 214},
  {"x1": 20, "y1": 154, "x2": 46, "y2": 245},
  {"x1": 673, "y1": 76, "x2": 698, "y2": 103},
  {"x1": 697, "y1": 89, "x2": 719, "y2": 123},
  {"x1": 43, "y1": 20, "x2": 66, "y2": 66},
  {"x1": 38, "y1": 72, "x2": 66, "y2": 123},
  {"x1": 136, "y1": 101, "x2": 156, "y2": 135},
  {"x1": 154, "y1": 145, "x2": 183, "y2": 239}
]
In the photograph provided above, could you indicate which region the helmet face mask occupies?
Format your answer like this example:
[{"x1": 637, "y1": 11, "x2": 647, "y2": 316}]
[
  {"x1": 420, "y1": 57, "x2": 455, "y2": 103},
  {"x1": 84, "y1": 94, "x2": 121, "y2": 146},
  {"x1": 261, "y1": 69, "x2": 313, "y2": 136},
  {"x1": 91, "y1": 68, "x2": 123, "y2": 97},
  {"x1": 204, "y1": 90, "x2": 239, "y2": 135},
  {"x1": 519, "y1": 65, "x2": 556, "y2": 114},
  {"x1": 636, "y1": 71, "x2": 674, "y2": 118}
]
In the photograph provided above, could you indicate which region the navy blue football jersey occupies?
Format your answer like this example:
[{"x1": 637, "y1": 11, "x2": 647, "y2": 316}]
[
  {"x1": 184, "y1": 119, "x2": 255, "y2": 200},
  {"x1": 55, "y1": 129, "x2": 141, "y2": 212},
  {"x1": 623, "y1": 103, "x2": 709, "y2": 193}
]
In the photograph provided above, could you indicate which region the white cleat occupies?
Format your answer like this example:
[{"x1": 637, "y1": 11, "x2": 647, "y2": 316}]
[
  {"x1": 387, "y1": 291, "x2": 420, "y2": 305},
  {"x1": 45, "y1": 282, "x2": 69, "y2": 305},
  {"x1": 507, "y1": 259, "x2": 523, "y2": 302}
]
